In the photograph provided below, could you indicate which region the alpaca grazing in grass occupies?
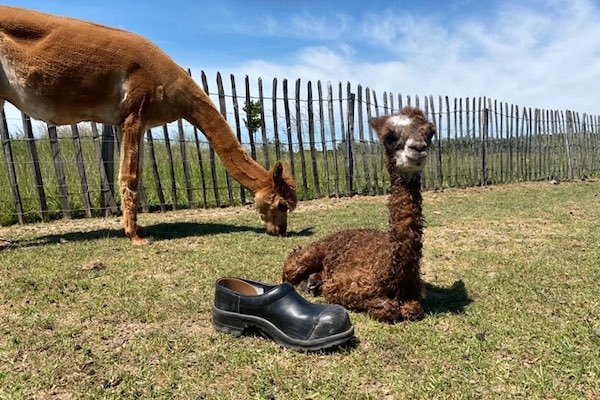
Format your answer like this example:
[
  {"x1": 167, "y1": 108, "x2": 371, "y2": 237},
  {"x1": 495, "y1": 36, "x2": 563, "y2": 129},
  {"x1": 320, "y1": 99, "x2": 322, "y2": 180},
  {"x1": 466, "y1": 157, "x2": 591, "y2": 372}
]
[
  {"x1": 0, "y1": 6, "x2": 297, "y2": 243},
  {"x1": 283, "y1": 107, "x2": 436, "y2": 322}
]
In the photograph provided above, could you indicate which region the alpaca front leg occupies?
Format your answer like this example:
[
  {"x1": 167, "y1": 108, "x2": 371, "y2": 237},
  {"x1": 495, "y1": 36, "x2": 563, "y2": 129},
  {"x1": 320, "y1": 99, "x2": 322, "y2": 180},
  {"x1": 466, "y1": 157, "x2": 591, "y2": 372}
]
[
  {"x1": 119, "y1": 115, "x2": 146, "y2": 245},
  {"x1": 367, "y1": 298, "x2": 423, "y2": 322},
  {"x1": 282, "y1": 244, "x2": 325, "y2": 285}
]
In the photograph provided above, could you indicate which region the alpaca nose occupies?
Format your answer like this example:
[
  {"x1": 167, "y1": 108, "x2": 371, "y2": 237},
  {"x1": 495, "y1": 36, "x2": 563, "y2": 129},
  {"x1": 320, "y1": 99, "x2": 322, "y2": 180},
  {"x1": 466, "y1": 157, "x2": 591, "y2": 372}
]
[
  {"x1": 408, "y1": 141, "x2": 427, "y2": 152},
  {"x1": 266, "y1": 222, "x2": 287, "y2": 236}
]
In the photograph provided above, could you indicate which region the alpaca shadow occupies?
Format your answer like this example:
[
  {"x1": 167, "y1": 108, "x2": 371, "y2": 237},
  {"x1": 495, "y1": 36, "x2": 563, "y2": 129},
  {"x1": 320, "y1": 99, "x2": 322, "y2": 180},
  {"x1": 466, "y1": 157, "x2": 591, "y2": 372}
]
[
  {"x1": 423, "y1": 280, "x2": 472, "y2": 315},
  {"x1": 16, "y1": 222, "x2": 314, "y2": 248},
  {"x1": 145, "y1": 223, "x2": 314, "y2": 240}
]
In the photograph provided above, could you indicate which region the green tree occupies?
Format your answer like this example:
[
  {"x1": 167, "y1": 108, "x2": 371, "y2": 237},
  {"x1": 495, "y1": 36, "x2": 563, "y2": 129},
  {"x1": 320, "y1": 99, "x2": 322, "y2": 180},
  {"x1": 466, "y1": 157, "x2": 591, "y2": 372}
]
[{"x1": 243, "y1": 99, "x2": 262, "y2": 135}]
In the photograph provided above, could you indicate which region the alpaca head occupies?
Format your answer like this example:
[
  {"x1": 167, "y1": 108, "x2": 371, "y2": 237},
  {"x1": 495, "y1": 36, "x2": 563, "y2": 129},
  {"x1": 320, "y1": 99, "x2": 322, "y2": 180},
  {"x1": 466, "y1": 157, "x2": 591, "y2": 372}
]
[
  {"x1": 369, "y1": 107, "x2": 436, "y2": 175},
  {"x1": 254, "y1": 161, "x2": 298, "y2": 236}
]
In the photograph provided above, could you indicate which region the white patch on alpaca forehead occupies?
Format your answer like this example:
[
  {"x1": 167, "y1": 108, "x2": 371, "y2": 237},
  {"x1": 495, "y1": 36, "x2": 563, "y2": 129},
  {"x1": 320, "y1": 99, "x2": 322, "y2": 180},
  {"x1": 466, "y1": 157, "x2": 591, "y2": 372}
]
[{"x1": 388, "y1": 115, "x2": 412, "y2": 128}]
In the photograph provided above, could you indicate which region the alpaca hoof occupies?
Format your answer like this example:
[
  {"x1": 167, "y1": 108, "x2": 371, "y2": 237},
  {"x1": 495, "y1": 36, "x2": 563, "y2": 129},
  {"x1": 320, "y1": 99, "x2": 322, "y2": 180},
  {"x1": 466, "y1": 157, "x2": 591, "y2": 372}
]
[
  {"x1": 298, "y1": 277, "x2": 322, "y2": 296},
  {"x1": 306, "y1": 276, "x2": 323, "y2": 296},
  {"x1": 129, "y1": 234, "x2": 148, "y2": 245},
  {"x1": 400, "y1": 300, "x2": 424, "y2": 321}
]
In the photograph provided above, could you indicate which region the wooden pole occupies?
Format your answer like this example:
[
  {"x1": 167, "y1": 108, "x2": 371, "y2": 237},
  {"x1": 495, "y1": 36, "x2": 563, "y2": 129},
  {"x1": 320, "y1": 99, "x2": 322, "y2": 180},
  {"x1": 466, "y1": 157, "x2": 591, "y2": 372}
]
[
  {"x1": 295, "y1": 79, "x2": 309, "y2": 200},
  {"x1": 258, "y1": 77, "x2": 271, "y2": 170},
  {"x1": 327, "y1": 81, "x2": 340, "y2": 197},
  {"x1": 202, "y1": 71, "x2": 220, "y2": 207},
  {"x1": 230, "y1": 74, "x2": 246, "y2": 205},
  {"x1": 145, "y1": 129, "x2": 167, "y2": 211},
  {"x1": 47, "y1": 125, "x2": 71, "y2": 219},
  {"x1": 22, "y1": 113, "x2": 49, "y2": 221},
  {"x1": 307, "y1": 81, "x2": 321, "y2": 198},
  {"x1": 70, "y1": 124, "x2": 93, "y2": 217},
  {"x1": 217, "y1": 72, "x2": 235, "y2": 205},
  {"x1": 317, "y1": 81, "x2": 331, "y2": 197},
  {"x1": 272, "y1": 78, "x2": 282, "y2": 161},
  {"x1": 0, "y1": 108, "x2": 25, "y2": 223},
  {"x1": 283, "y1": 79, "x2": 295, "y2": 178},
  {"x1": 357, "y1": 85, "x2": 372, "y2": 195},
  {"x1": 345, "y1": 92, "x2": 356, "y2": 196}
]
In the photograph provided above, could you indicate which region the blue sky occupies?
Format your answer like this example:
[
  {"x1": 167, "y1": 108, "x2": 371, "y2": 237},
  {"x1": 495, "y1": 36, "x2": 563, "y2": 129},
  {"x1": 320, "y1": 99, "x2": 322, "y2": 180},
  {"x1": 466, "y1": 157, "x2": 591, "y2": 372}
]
[{"x1": 3, "y1": 0, "x2": 600, "y2": 115}]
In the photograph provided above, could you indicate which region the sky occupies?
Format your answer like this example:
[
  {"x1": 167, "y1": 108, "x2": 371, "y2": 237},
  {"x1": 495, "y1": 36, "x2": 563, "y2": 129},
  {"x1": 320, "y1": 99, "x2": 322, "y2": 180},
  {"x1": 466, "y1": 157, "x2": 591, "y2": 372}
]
[{"x1": 3, "y1": 0, "x2": 600, "y2": 117}]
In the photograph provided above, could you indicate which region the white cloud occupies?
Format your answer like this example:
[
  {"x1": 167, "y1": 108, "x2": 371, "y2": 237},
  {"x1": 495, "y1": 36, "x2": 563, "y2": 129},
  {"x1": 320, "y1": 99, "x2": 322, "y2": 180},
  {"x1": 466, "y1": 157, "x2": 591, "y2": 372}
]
[{"x1": 217, "y1": 0, "x2": 600, "y2": 115}]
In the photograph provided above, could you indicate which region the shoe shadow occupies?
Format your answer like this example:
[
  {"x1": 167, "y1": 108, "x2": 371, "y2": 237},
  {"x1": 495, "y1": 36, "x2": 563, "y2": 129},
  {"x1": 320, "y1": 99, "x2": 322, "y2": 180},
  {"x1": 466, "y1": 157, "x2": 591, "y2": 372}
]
[
  {"x1": 241, "y1": 327, "x2": 359, "y2": 354},
  {"x1": 14, "y1": 222, "x2": 315, "y2": 248},
  {"x1": 423, "y1": 280, "x2": 473, "y2": 315}
]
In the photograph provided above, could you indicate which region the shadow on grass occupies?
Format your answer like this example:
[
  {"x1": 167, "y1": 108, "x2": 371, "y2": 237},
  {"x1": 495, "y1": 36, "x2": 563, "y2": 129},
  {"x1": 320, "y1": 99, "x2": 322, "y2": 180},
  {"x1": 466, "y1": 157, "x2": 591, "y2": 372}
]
[
  {"x1": 238, "y1": 326, "x2": 359, "y2": 354},
  {"x1": 423, "y1": 280, "x2": 472, "y2": 315},
  {"x1": 14, "y1": 222, "x2": 315, "y2": 248}
]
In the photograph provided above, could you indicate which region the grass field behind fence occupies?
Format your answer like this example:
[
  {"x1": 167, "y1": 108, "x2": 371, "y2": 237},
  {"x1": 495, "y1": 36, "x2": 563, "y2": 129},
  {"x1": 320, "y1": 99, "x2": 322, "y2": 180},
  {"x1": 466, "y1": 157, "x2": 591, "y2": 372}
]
[
  {"x1": 1, "y1": 122, "x2": 596, "y2": 226},
  {"x1": 0, "y1": 180, "x2": 599, "y2": 399}
]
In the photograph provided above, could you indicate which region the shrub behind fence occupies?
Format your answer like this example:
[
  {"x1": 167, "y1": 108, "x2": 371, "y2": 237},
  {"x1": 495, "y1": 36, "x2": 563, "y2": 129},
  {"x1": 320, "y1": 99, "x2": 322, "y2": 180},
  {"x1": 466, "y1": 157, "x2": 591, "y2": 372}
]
[{"x1": 1, "y1": 71, "x2": 599, "y2": 225}]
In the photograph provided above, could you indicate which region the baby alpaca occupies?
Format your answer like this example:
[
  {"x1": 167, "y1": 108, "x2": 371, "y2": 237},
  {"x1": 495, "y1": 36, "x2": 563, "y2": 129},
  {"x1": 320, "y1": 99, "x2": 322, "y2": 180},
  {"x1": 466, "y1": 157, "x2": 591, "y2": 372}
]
[{"x1": 282, "y1": 107, "x2": 436, "y2": 322}]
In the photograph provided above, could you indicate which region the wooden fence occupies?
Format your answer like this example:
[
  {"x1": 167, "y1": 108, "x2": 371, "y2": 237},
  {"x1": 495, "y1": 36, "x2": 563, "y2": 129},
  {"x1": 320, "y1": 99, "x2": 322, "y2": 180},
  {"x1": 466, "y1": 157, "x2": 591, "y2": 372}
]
[{"x1": 1, "y1": 71, "x2": 599, "y2": 225}]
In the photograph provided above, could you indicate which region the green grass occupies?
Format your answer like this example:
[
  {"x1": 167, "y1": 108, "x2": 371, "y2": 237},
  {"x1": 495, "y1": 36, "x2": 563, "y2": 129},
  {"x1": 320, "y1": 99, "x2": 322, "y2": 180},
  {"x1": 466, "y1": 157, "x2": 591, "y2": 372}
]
[
  {"x1": 1, "y1": 181, "x2": 599, "y2": 399},
  {"x1": 2, "y1": 123, "x2": 598, "y2": 226}
]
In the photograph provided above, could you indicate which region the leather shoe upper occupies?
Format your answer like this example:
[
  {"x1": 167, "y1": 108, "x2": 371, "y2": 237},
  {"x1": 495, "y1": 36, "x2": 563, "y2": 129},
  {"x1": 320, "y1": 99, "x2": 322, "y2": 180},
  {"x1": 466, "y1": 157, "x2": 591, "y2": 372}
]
[{"x1": 214, "y1": 277, "x2": 352, "y2": 341}]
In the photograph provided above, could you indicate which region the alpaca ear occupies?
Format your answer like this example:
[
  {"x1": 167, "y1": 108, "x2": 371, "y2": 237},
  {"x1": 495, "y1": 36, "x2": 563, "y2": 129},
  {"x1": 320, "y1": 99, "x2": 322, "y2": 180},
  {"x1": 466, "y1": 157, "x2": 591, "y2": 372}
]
[
  {"x1": 370, "y1": 116, "x2": 396, "y2": 146},
  {"x1": 369, "y1": 116, "x2": 388, "y2": 137},
  {"x1": 272, "y1": 161, "x2": 284, "y2": 185},
  {"x1": 272, "y1": 161, "x2": 297, "y2": 211}
]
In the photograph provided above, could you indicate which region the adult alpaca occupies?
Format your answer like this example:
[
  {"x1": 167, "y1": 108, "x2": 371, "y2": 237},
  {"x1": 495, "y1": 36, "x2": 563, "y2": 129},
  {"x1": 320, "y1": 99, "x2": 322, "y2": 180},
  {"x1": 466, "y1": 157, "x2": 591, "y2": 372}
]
[
  {"x1": 283, "y1": 107, "x2": 435, "y2": 322},
  {"x1": 0, "y1": 6, "x2": 297, "y2": 243}
]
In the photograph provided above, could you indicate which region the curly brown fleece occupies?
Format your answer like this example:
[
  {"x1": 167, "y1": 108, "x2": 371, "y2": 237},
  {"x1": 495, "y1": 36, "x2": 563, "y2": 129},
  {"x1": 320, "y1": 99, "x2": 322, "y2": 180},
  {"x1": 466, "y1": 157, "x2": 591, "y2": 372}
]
[{"x1": 283, "y1": 107, "x2": 435, "y2": 322}]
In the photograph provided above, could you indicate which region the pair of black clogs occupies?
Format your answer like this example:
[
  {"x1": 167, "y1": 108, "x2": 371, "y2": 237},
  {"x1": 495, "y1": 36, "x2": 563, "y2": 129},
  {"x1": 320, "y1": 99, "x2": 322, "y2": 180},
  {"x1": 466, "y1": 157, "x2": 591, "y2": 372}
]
[{"x1": 212, "y1": 277, "x2": 354, "y2": 352}]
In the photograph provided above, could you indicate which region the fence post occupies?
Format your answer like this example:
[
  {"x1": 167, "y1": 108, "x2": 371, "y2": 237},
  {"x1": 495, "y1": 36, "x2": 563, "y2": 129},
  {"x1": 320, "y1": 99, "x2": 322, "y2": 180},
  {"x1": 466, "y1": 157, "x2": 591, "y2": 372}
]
[
  {"x1": 481, "y1": 108, "x2": 489, "y2": 186},
  {"x1": 317, "y1": 81, "x2": 331, "y2": 197},
  {"x1": 161, "y1": 124, "x2": 178, "y2": 210},
  {"x1": 365, "y1": 88, "x2": 380, "y2": 194},
  {"x1": 91, "y1": 123, "x2": 117, "y2": 214},
  {"x1": 217, "y1": 72, "x2": 235, "y2": 206},
  {"x1": 47, "y1": 125, "x2": 71, "y2": 219},
  {"x1": 0, "y1": 108, "x2": 25, "y2": 223},
  {"x1": 283, "y1": 79, "x2": 295, "y2": 179},
  {"x1": 258, "y1": 77, "x2": 271, "y2": 171},
  {"x1": 22, "y1": 113, "x2": 49, "y2": 222},
  {"x1": 177, "y1": 118, "x2": 195, "y2": 208},
  {"x1": 202, "y1": 71, "x2": 220, "y2": 207},
  {"x1": 272, "y1": 78, "x2": 282, "y2": 161},
  {"x1": 145, "y1": 129, "x2": 167, "y2": 211},
  {"x1": 345, "y1": 93, "x2": 356, "y2": 196},
  {"x1": 348, "y1": 83, "x2": 360, "y2": 194},
  {"x1": 371, "y1": 90, "x2": 385, "y2": 193},
  {"x1": 431, "y1": 95, "x2": 443, "y2": 190},
  {"x1": 100, "y1": 124, "x2": 116, "y2": 216},
  {"x1": 71, "y1": 124, "x2": 93, "y2": 217},
  {"x1": 357, "y1": 85, "x2": 372, "y2": 195},
  {"x1": 565, "y1": 110, "x2": 574, "y2": 180},
  {"x1": 295, "y1": 79, "x2": 309, "y2": 200},
  {"x1": 327, "y1": 82, "x2": 340, "y2": 197},
  {"x1": 244, "y1": 75, "x2": 258, "y2": 162},
  {"x1": 307, "y1": 81, "x2": 321, "y2": 198},
  {"x1": 230, "y1": 74, "x2": 246, "y2": 205}
]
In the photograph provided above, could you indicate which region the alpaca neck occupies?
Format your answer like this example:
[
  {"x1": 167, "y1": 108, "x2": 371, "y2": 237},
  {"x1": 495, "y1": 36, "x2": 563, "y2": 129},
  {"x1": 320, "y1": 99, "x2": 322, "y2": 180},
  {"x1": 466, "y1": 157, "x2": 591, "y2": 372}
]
[
  {"x1": 182, "y1": 79, "x2": 270, "y2": 193},
  {"x1": 384, "y1": 168, "x2": 424, "y2": 295},
  {"x1": 387, "y1": 169, "x2": 423, "y2": 242}
]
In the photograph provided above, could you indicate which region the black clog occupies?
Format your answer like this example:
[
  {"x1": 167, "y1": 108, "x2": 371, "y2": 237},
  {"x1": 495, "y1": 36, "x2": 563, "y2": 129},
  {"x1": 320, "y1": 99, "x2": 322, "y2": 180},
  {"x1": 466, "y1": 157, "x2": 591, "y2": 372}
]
[{"x1": 212, "y1": 277, "x2": 354, "y2": 351}]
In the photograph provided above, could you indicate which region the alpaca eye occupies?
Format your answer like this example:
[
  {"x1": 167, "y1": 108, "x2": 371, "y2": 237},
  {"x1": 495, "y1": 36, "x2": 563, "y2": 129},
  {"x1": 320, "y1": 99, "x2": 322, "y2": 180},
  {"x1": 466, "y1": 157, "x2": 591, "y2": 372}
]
[{"x1": 383, "y1": 133, "x2": 397, "y2": 146}]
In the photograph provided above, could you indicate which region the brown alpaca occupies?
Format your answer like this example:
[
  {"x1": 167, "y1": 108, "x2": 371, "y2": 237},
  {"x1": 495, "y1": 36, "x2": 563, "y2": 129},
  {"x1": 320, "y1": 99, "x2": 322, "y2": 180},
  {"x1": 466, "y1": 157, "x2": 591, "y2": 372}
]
[
  {"x1": 283, "y1": 107, "x2": 435, "y2": 322},
  {"x1": 0, "y1": 6, "x2": 297, "y2": 243}
]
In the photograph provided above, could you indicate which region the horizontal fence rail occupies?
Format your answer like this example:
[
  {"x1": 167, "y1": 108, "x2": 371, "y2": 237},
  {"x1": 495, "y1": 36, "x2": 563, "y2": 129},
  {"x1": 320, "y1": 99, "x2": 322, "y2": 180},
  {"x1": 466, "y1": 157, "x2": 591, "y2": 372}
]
[{"x1": 1, "y1": 71, "x2": 599, "y2": 225}]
